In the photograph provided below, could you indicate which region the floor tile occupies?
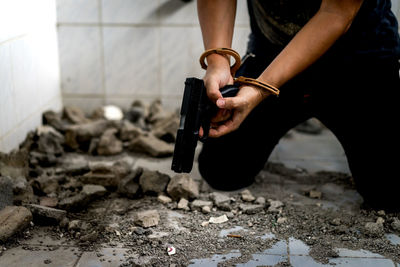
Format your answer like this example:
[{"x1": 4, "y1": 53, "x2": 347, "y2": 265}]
[
  {"x1": 236, "y1": 254, "x2": 288, "y2": 267},
  {"x1": 386, "y1": 233, "x2": 400, "y2": 246},
  {"x1": 188, "y1": 250, "x2": 241, "y2": 267},
  {"x1": 289, "y1": 237, "x2": 310, "y2": 255},
  {"x1": 335, "y1": 248, "x2": 385, "y2": 258},
  {"x1": 76, "y1": 247, "x2": 129, "y2": 267},
  {"x1": 0, "y1": 246, "x2": 79, "y2": 267},
  {"x1": 329, "y1": 257, "x2": 395, "y2": 267}
]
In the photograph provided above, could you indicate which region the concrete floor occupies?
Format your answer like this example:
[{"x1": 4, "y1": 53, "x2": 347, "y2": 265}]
[{"x1": 1, "y1": 128, "x2": 398, "y2": 267}]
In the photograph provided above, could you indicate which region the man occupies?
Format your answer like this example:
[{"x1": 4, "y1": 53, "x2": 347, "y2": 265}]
[{"x1": 197, "y1": 0, "x2": 400, "y2": 211}]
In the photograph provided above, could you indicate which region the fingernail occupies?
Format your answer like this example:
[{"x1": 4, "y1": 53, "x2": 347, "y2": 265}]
[{"x1": 217, "y1": 99, "x2": 225, "y2": 107}]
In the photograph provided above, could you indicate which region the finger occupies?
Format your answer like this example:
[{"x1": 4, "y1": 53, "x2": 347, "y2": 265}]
[
  {"x1": 209, "y1": 111, "x2": 244, "y2": 138},
  {"x1": 211, "y1": 109, "x2": 231, "y2": 123},
  {"x1": 216, "y1": 96, "x2": 244, "y2": 109},
  {"x1": 204, "y1": 80, "x2": 222, "y2": 103},
  {"x1": 199, "y1": 126, "x2": 204, "y2": 138}
]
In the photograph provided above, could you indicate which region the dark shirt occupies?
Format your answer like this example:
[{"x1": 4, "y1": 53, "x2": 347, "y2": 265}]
[{"x1": 248, "y1": 0, "x2": 400, "y2": 59}]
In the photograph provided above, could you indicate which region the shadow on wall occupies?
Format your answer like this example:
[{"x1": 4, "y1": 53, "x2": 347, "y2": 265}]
[{"x1": 147, "y1": 0, "x2": 192, "y2": 21}]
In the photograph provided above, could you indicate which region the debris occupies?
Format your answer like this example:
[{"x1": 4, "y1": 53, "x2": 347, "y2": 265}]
[
  {"x1": 166, "y1": 174, "x2": 199, "y2": 201},
  {"x1": 96, "y1": 128, "x2": 123, "y2": 155},
  {"x1": 63, "y1": 106, "x2": 90, "y2": 124},
  {"x1": 36, "y1": 126, "x2": 64, "y2": 155},
  {"x1": 201, "y1": 221, "x2": 209, "y2": 227},
  {"x1": 0, "y1": 206, "x2": 32, "y2": 242},
  {"x1": 190, "y1": 200, "x2": 213, "y2": 211},
  {"x1": 0, "y1": 176, "x2": 13, "y2": 209},
  {"x1": 209, "y1": 192, "x2": 231, "y2": 210},
  {"x1": 255, "y1": 196, "x2": 266, "y2": 205},
  {"x1": 42, "y1": 110, "x2": 66, "y2": 132},
  {"x1": 129, "y1": 134, "x2": 174, "y2": 157},
  {"x1": 167, "y1": 245, "x2": 176, "y2": 256},
  {"x1": 177, "y1": 198, "x2": 189, "y2": 210},
  {"x1": 209, "y1": 215, "x2": 229, "y2": 224},
  {"x1": 39, "y1": 197, "x2": 58, "y2": 208},
  {"x1": 330, "y1": 218, "x2": 341, "y2": 226},
  {"x1": 241, "y1": 189, "x2": 255, "y2": 202},
  {"x1": 134, "y1": 210, "x2": 160, "y2": 228},
  {"x1": 64, "y1": 120, "x2": 111, "y2": 150},
  {"x1": 31, "y1": 175, "x2": 61, "y2": 195},
  {"x1": 202, "y1": 206, "x2": 211, "y2": 214},
  {"x1": 125, "y1": 100, "x2": 147, "y2": 125},
  {"x1": 58, "y1": 184, "x2": 106, "y2": 211},
  {"x1": 277, "y1": 217, "x2": 288, "y2": 224},
  {"x1": 376, "y1": 217, "x2": 385, "y2": 225},
  {"x1": 152, "y1": 114, "x2": 179, "y2": 143},
  {"x1": 391, "y1": 218, "x2": 400, "y2": 232},
  {"x1": 119, "y1": 120, "x2": 145, "y2": 141},
  {"x1": 364, "y1": 222, "x2": 384, "y2": 237},
  {"x1": 267, "y1": 199, "x2": 284, "y2": 213},
  {"x1": 227, "y1": 234, "x2": 242, "y2": 238},
  {"x1": 26, "y1": 204, "x2": 66, "y2": 224},
  {"x1": 309, "y1": 190, "x2": 322, "y2": 199},
  {"x1": 81, "y1": 161, "x2": 130, "y2": 188},
  {"x1": 239, "y1": 204, "x2": 264, "y2": 215},
  {"x1": 158, "y1": 194, "x2": 172, "y2": 204},
  {"x1": 118, "y1": 168, "x2": 142, "y2": 198},
  {"x1": 139, "y1": 169, "x2": 170, "y2": 194}
]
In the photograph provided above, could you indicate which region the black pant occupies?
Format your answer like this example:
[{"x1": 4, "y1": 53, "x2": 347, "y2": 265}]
[{"x1": 198, "y1": 34, "x2": 400, "y2": 210}]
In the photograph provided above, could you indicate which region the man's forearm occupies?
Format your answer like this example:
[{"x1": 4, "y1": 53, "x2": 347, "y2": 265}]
[
  {"x1": 258, "y1": 0, "x2": 364, "y2": 88},
  {"x1": 197, "y1": 0, "x2": 236, "y2": 64}
]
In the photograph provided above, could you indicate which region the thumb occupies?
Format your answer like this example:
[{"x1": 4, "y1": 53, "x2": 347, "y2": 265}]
[{"x1": 216, "y1": 96, "x2": 241, "y2": 109}]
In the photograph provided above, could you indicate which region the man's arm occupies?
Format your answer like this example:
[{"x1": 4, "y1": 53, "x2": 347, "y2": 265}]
[
  {"x1": 211, "y1": 0, "x2": 364, "y2": 137},
  {"x1": 197, "y1": 0, "x2": 237, "y2": 104},
  {"x1": 258, "y1": 0, "x2": 364, "y2": 88}
]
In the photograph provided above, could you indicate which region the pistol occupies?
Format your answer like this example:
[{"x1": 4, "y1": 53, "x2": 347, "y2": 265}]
[{"x1": 171, "y1": 77, "x2": 239, "y2": 173}]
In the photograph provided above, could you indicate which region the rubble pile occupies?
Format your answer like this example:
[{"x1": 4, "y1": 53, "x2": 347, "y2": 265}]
[
  {"x1": 0, "y1": 100, "x2": 180, "y2": 241},
  {"x1": 0, "y1": 101, "x2": 399, "y2": 266}
]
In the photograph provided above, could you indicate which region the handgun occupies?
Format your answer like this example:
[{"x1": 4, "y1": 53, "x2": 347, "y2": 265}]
[{"x1": 171, "y1": 77, "x2": 239, "y2": 173}]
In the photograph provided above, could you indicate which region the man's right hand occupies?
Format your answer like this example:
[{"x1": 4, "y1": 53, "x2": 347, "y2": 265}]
[{"x1": 203, "y1": 53, "x2": 235, "y2": 126}]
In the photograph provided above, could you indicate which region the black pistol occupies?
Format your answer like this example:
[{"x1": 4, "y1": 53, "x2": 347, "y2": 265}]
[{"x1": 171, "y1": 77, "x2": 239, "y2": 173}]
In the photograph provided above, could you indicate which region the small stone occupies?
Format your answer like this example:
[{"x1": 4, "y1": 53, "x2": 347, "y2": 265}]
[
  {"x1": 139, "y1": 169, "x2": 170, "y2": 194},
  {"x1": 391, "y1": 218, "x2": 400, "y2": 232},
  {"x1": 129, "y1": 134, "x2": 174, "y2": 157},
  {"x1": 58, "y1": 184, "x2": 106, "y2": 211},
  {"x1": 36, "y1": 126, "x2": 64, "y2": 155},
  {"x1": 96, "y1": 128, "x2": 123, "y2": 155},
  {"x1": 158, "y1": 194, "x2": 172, "y2": 204},
  {"x1": 117, "y1": 168, "x2": 142, "y2": 198},
  {"x1": 63, "y1": 106, "x2": 90, "y2": 124},
  {"x1": 80, "y1": 231, "x2": 98, "y2": 242},
  {"x1": 376, "y1": 217, "x2": 385, "y2": 225},
  {"x1": 277, "y1": 217, "x2": 287, "y2": 224},
  {"x1": 377, "y1": 210, "x2": 386, "y2": 216},
  {"x1": 190, "y1": 200, "x2": 213, "y2": 211},
  {"x1": 267, "y1": 199, "x2": 284, "y2": 213},
  {"x1": 364, "y1": 222, "x2": 384, "y2": 237},
  {"x1": 119, "y1": 120, "x2": 145, "y2": 141},
  {"x1": 202, "y1": 206, "x2": 211, "y2": 214},
  {"x1": 255, "y1": 196, "x2": 266, "y2": 205},
  {"x1": 225, "y1": 212, "x2": 234, "y2": 219},
  {"x1": 167, "y1": 174, "x2": 199, "y2": 201},
  {"x1": 39, "y1": 197, "x2": 58, "y2": 208},
  {"x1": 177, "y1": 198, "x2": 189, "y2": 210},
  {"x1": 152, "y1": 114, "x2": 179, "y2": 143},
  {"x1": 134, "y1": 210, "x2": 160, "y2": 228},
  {"x1": 81, "y1": 184, "x2": 107, "y2": 197},
  {"x1": 68, "y1": 220, "x2": 82, "y2": 231},
  {"x1": 209, "y1": 215, "x2": 228, "y2": 224},
  {"x1": 64, "y1": 120, "x2": 111, "y2": 150},
  {"x1": 330, "y1": 218, "x2": 341, "y2": 226},
  {"x1": 309, "y1": 190, "x2": 322, "y2": 199},
  {"x1": 26, "y1": 204, "x2": 66, "y2": 225},
  {"x1": 239, "y1": 204, "x2": 264, "y2": 215},
  {"x1": 241, "y1": 189, "x2": 255, "y2": 202},
  {"x1": 201, "y1": 221, "x2": 209, "y2": 227},
  {"x1": 209, "y1": 192, "x2": 230, "y2": 205},
  {"x1": 0, "y1": 206, "x2": 32, "y2": 242}
]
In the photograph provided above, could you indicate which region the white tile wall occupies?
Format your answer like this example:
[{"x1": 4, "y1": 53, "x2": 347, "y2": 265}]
[
  {"x1": 101, "y1": 0, "x2": 160, "y2": 24},
  {"x1": 0, "y1": 0, "x2": 62, "y2": 153},
  {"x1": 103, "y1": 26, "x2": 160, "y2": 97},
  {"x1": 56, "y1": 0, "x2": 99, "y2": 23},
  {"x1": 58, "y1": 26, "x2": 103, "y2": 95},
  {"x1": 56, "y1": 0, "x2": 251, "y2": 113}
]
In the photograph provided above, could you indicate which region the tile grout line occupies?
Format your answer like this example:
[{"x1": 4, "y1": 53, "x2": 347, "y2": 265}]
[{"x1": 286, "y1": 237, "x2": 291, "y2": 265}]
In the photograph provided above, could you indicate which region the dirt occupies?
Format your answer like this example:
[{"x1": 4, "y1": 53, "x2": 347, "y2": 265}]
[{"x1": 0, "y1": 106, "x2": 399, "y2": 266}]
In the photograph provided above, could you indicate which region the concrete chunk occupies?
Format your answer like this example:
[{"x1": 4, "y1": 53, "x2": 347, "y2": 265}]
[
  {"x1": 0, "y1": 206, "x2": 32, "y2": 242},
  {"x1": 167, "y1": 174, "x2": 199, "y2": 201},
  {"x1": 134, "y1": 210, "x2": 160, "y2": 228}
]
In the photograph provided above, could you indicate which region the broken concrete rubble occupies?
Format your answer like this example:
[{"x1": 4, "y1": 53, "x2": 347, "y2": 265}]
[
  {"x1": 26, "y1": 204, "x2": 66, "y2": 224},
  {"x1": 177, "y1": 198, "x2": 189, "y2": 210},
  {"x1": 129, "y1": 134, "x2": 174, "y2": 157},
  {"x1": 96, "y1": 128, "x2": 123, "y2": 155},
  {"x1": 241, "y1": 189, "x2": 256, "y2": 202},
  {"x1": 166, "y1": 174, "x2": 199, "y2": 201},
  {"x1": 239, "y1": 204, "x2": 264, "y2": 214},
  {"x1": 118, "y1": 168, "x2": 142, "y2": 198},
  {"x1": 267, "y1": 199, "x2": 284, "y2": 213},
  {"x1": 0, "y1": 206, "x2": 32, "y2": 242},
  {"x1": 139, "y1": 169, "x2": 170, "y2": 194},
  {"x1": 134, "y1": 210, "x2": 160, "y2": 228},
  {"x1": 190, "y1": 200, "x2": 213, "y2": 211},
  {"x1": 58, "y1": 184, "x2": 106, "y2": 211}
]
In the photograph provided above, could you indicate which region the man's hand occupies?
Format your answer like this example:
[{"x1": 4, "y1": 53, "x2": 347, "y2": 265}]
[{"x1": 209, "y1": 85, "x2": 270, "y2": 138}]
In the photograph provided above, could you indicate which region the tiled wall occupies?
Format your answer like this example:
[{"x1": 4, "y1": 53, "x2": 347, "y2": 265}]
[
  {"x1": 0, "y1": 0, "x2": 62, "y2": 153},
  {"x1": 56, "y1": 0, "x2": 251, "y2": 112}
]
